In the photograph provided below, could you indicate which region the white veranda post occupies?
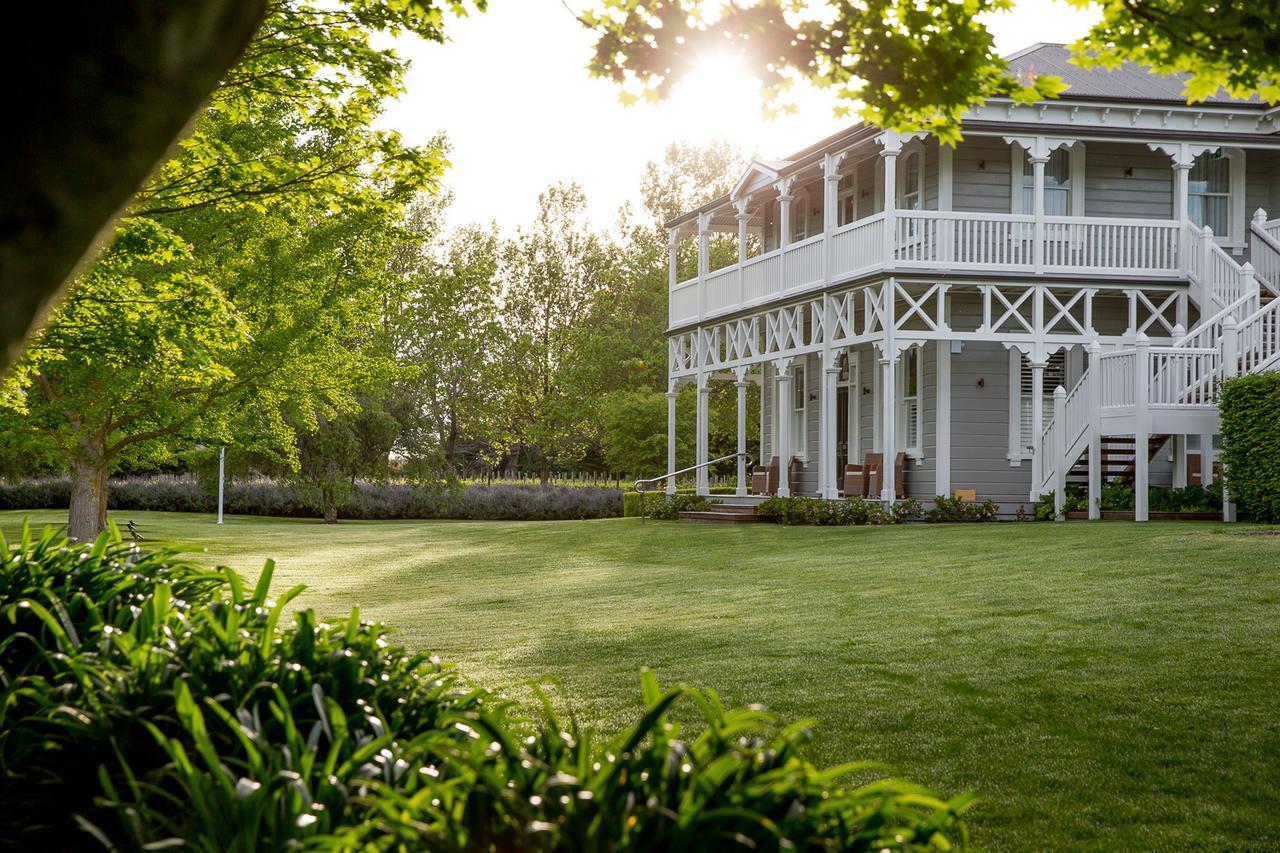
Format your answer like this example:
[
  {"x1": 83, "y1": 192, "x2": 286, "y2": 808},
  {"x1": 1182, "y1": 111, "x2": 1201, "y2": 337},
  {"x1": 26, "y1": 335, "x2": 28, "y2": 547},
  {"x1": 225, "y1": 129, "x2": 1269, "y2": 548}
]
[
  {"x1": 774, "y1": 359, "x2": 792, "y2": 498},
  {"x1": 736, "y1": 200, "x2": 750, "y2": 265},
  {"x1": 880, "y1": 136, "x2": 899, "y2": 265},
  {"x1": 735, "y1": 368, "x2": 750, "y2": 497},
  {"x1": 880, "y1": 281, "x2": 898, "y2": 503},
  {"x1": 880, "y1": 345, "x2": 897, "y2": 503},
  {"x1": 1030, "y1": 357, "x2": 1046, "y2": 497},
  {"x1": 665, "y1": 386, "x2": 677, "y2": 495},
  {"x1": 1133, "y1": 334, "x2": 1151, "y2": 522},
  {"x1": 1087, "y1": 341, "x2": 1103, "y2": 520},
  {"x1": 776, "y1": 178, "x2": 794, "y2": 248},
  {"x1": 696, "y1": 376, "x2": 710, "y2": 496},
  {"x1": 821, "y1": 351, "x2": 840, "y2": 499}
]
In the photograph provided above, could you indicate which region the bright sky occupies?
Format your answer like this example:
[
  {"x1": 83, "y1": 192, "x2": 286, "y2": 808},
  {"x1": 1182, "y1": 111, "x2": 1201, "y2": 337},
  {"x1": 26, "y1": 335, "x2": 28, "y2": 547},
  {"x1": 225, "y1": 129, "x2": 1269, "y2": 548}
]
[{"x1": 382, "y1": 0, "x2": 1100, "y2": 233}]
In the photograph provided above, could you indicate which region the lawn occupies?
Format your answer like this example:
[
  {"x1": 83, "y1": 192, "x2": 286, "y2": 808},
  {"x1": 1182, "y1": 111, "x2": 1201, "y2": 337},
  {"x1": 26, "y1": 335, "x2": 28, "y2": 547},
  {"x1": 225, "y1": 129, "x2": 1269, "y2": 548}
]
[{"x1": 3, "y1": 510, "x2": 1278, "y2": 850}]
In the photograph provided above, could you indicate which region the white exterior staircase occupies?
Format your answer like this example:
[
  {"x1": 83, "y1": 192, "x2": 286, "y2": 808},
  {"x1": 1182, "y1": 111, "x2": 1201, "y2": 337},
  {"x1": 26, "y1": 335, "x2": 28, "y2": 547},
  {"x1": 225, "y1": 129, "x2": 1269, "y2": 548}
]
[{"x1": 1036, "y1": 210, "x2": 1280, "y2": 519}]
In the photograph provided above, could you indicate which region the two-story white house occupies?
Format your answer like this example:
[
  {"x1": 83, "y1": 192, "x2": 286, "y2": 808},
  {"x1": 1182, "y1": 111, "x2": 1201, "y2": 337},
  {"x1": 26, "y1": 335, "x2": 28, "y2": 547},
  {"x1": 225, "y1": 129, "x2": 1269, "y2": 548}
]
[{"x1": 663, "y1": 43, "x2": 1280, "y2": 520}]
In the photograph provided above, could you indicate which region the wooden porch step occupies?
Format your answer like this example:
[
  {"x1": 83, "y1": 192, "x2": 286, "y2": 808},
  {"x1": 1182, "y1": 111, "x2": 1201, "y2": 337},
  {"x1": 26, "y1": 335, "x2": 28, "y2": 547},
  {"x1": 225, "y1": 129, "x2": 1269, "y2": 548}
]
[{"x1": 678, "y1": 508, "x2": 772, "y2": 524}]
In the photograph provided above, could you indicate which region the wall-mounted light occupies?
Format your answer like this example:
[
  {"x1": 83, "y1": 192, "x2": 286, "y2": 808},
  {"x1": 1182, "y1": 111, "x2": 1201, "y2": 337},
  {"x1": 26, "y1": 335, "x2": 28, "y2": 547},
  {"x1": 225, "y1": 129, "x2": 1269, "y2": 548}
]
[
  {"x1": 863, "y1": 386, "x2": 872, "y2": 395},
  {"x1": 1124, "y1": 166, "x2": 1134, "y2": 177},
  {"x1": 978, "y1": 160, "x2": 987, "y2": 171},
  {"x1": 977, "y1": 378, "x2": 985, "y2": 388}
]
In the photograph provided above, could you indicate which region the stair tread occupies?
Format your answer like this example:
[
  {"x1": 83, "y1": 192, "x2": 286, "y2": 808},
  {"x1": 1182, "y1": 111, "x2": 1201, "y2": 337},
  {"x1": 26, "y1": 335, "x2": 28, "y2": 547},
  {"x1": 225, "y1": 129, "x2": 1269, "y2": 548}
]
[{"x1": 678, "y1": 510, "x2": 770, "y2": 524}]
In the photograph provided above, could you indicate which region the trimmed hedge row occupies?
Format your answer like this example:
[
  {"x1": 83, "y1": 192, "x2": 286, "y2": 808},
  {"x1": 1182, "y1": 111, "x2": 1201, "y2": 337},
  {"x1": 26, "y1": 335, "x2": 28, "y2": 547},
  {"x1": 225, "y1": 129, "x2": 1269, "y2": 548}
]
[
  {"x1": 755, "y1": 496, "x2": 1001, "y2": 526},
  {"x1": 1221, "y1": 372, "x2": 1280, "y2": 523},
  {"x1": 0, "y1": 476, "x2": 622, "y2": 521},
  {"x1": 1035, "y1": 483, "x2": 1223, "y2": 519},
  {"x1": 0, "y1": 525, "x2": 973, "y2": 849}
]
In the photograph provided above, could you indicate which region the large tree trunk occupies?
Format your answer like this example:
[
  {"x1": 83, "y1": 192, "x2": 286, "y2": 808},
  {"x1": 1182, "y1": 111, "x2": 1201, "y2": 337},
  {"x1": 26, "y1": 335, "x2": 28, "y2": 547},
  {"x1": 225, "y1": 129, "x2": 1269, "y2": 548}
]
[
  {"x1": 68, "y1": 452, "x2": 109, "y2": 541},
  {"x1": 2, "y1": 1, "x2": 269, "y2": 372}
]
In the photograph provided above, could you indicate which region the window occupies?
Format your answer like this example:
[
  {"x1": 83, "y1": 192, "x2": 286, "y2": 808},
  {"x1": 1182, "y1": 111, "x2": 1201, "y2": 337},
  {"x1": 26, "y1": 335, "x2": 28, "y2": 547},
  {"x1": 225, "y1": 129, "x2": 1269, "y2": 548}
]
[
  {"x1": 791, "y1": 188, "x2": 812, "y2": 242},
  {"x1": 838, "y1": 173, "x2": 857, "y2": 226},
  {"x1": 1017, "y1": 352, "x2": 1065, "y2": 456},
  {"x1": 1011, "y1": 142, "x2": 1085, "y2": 216},
  {"x1": 1021, "y1": 148, "x2": 1071, "y2": 215},
  {"x1": 899, "y1": 150, "x2": 922, "y2": 211},
  {"x1": 791, "y1": 364, "x2": 807, "y2": 458},
  {"x1": 898, "y1": 347, "x2": 923, "y2": 456},
  {"x1": 1189, "y1": 150, "x2": 1230, "y2": 237}
]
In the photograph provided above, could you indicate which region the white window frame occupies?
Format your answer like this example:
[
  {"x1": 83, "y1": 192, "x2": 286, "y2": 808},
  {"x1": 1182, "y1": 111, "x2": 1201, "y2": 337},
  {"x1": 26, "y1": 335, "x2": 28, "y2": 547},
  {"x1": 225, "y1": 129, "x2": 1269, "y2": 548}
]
[
  {"x1": 898, "y1": 147, "x2": 924, "y2": 211},
  {"x1": 1007, "y1": 350, "x2": 1065, "y2": 462},
  {"x1": 791, "y1": 362, "x2": 808, "y2": 461},
  {"x1": 838, "y1": 171, "x2": 858, "y2": 227},
  {"x1": 1010, "y1": 142, "x2": 1086, "y2": 216},
  {"x1": 897, "y1": 346, "x2": 924, "y2": 460},
  {"x1": 841, "y1": 352, "x2": 860, "y2": 463},
  {"x1": 791, "y1": 187, "x2": 813, "y2": 242},
  {"x1": 1189, "y1": 147, "x2": 1246, "y2": 248}
]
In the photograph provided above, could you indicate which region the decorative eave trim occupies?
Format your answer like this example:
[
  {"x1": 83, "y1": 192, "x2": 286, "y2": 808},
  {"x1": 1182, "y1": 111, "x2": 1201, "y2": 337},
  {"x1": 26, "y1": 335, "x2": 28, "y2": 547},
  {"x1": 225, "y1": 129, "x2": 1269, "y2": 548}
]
[{"x1": 970, "y1": 98, "x2": 1278, "y2": 137}]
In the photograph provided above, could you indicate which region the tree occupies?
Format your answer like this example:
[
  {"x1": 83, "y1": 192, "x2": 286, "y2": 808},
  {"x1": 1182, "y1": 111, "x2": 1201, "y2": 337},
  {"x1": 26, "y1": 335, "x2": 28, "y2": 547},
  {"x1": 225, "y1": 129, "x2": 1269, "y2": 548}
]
[
  {"x1": 579, "y1": 0, "x2": 1280, "y2": 142},
  {"x1": 395, "y1": 219, "x2": 510, "y2": 476},
  {"x1": 2, "y1": 0, "x2": 449, "y2": 538},
  {"x1": 501, "y1": 183, "x2": 606, "y2": 481},
  {"x1": 1, "y1": 0, "x2": 484, "y2": 374},
  {"x1": 1, "y1": 219, "x2": 248, "y2": 538}
]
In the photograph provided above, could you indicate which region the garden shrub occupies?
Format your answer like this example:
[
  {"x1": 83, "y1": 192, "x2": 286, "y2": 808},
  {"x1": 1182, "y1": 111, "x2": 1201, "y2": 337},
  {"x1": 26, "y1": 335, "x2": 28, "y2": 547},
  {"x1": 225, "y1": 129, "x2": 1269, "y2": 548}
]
[
  {"x1": 623, "y1": 490, "x2": 645, "y2": 517},
  {"x1": 1035, "y1": 483, "x2": 1221, "y2": 518},
  {"x1": 1220, "y1": 372, "x2": 1280, "y2": 522},
  {"x1": 0, "y1": 476, "x2": 622, "y2": 521},
  {"x1": 925, "y1": 496, "x2": 1000, "y2": 523},
  {"x1": 640, "y1": 491, "x2": 716, "y2": 519},
  {"x1": 756, "y1": 496, "x2": 923, "y2": 526},
  {"x1": 0, "y1": 525, "x2": 972, "y2": 850}
]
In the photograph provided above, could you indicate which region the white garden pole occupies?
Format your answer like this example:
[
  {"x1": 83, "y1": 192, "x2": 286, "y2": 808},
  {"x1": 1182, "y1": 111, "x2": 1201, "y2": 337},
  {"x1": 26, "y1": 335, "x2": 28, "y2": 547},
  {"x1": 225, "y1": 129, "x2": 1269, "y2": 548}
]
[{"x1": 217, "y1": 447, "x2": 225, "y2": 525}]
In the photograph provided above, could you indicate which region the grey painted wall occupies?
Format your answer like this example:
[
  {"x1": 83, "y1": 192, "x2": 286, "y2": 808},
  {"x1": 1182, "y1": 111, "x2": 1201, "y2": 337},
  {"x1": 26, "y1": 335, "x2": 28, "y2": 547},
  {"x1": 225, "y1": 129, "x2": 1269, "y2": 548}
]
[
  {"x1": 1083, "y1": 142, "x2": 1173, "y2": 219},
  {"x1": 952, "y1": 137, "x2": 1013, "y2": 214}
]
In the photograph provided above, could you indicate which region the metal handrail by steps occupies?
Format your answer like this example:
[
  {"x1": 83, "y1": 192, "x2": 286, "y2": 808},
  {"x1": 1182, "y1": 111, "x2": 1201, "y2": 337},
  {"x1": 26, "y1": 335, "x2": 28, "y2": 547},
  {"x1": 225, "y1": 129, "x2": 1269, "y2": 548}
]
[
  {"x1": 632, "y1": 452, "x2": 753, "y2": 494},
  {"x1": 632, "y1": 452, "x2": 755, "y2": 522}
]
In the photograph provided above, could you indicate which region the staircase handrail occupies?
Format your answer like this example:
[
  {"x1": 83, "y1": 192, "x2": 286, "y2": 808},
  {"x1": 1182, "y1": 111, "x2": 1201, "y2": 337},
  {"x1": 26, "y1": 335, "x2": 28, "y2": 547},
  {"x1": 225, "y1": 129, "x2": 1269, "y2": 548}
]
[
  {"x1": 1174, "y1": 291, "x2": 1258, "y2": 350},
  {"x1": 1248, "y1": 210, "x2": 1280, "y2": 298},
  {"x1": 632, "y1": 451, "x2": 753, "y2": 494}
]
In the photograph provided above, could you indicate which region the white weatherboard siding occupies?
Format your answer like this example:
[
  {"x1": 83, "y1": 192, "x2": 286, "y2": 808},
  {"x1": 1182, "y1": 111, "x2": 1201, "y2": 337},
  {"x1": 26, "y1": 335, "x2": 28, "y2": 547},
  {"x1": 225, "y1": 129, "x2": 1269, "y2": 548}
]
[
  {"x1": 952, "y1": 137, "x2": 1014, "y2": 214},
  {"x1": 1083, "y1": 143, "x2": 1173, "y2": 220}
]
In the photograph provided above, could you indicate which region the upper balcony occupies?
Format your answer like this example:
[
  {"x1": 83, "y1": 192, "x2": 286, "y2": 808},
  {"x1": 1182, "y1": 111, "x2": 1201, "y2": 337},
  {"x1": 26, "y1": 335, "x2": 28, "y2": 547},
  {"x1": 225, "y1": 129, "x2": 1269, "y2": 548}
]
[{"x1": 668, "y1": 130, "x2": 1280, "y2": 330}]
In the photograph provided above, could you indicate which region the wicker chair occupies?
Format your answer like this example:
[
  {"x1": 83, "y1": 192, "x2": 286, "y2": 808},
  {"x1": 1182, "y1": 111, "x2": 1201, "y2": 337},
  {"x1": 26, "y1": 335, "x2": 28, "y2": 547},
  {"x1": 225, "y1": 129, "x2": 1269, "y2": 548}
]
[
  {"x1": 751, "y1": 456, "x2": 798, "y2": 495},
  {"x1": 861, "y1": 451, "x2": 907, "y2": 500}
]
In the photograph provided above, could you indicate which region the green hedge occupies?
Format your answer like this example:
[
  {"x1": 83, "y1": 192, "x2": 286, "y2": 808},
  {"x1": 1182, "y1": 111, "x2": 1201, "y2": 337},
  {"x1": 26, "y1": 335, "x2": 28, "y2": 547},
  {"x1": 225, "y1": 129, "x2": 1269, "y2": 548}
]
[
  {"x1": 1221, "y1": 372, "x2": 1280, "y2": 523},
  {"x1": 757, "y1": 496, "x2": 924, "y2": 525},
  {"x1": 0, "y1": 524, "x2": 972, "y2": 849}
]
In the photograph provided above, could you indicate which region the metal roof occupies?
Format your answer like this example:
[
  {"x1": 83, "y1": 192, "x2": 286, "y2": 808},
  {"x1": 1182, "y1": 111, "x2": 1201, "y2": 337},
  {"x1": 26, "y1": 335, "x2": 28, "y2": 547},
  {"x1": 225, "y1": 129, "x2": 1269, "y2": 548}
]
[{"x1": 1006, "y1": 43, "x2": 1256, "y2": 105}]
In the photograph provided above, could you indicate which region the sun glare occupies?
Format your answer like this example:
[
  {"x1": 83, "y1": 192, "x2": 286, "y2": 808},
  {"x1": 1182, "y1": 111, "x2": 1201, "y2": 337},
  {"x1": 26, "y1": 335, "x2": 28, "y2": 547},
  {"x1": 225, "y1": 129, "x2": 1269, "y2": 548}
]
[{"x1": 662, "y1": 53, "x2": 779, "y2": 152}]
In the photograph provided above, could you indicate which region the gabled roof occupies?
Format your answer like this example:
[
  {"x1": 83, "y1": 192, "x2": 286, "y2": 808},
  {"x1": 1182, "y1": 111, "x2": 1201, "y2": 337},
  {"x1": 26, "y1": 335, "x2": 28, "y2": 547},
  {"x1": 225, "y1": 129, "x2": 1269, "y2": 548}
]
[
  {"x1": 1006, "y1": 43, "x2": 1256, "y2": 105},
  {"x1": 729, "y1": 158, "x2": 793, "y2": 202}
]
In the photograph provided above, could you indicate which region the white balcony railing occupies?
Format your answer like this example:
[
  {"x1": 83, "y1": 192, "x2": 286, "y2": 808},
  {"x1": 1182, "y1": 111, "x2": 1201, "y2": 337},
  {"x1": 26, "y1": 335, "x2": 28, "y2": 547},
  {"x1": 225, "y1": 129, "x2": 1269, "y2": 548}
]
[{"x1": 670, "y1": 211, "x2": 1186, "y2": 327}]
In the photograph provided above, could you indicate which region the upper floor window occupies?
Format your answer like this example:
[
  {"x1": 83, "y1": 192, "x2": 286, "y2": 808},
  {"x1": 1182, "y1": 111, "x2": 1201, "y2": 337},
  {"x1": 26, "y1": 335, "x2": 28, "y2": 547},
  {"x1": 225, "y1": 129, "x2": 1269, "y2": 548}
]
[
  {"x1": 1189, "y1": 150, "x2": 1230, "y2": 237},
  {"x1": 792, "y1": 188, "x2": 812, "y2": 242},
  {"x1": 838, "y1": 173, "x2": 857, "y2": 226},
  {"x1": 899, "y1": 150, "x2": 923, "y2": 211},
  {"x1": 1022, "y1": 148, "x2": 1072, "y2": 216}
]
